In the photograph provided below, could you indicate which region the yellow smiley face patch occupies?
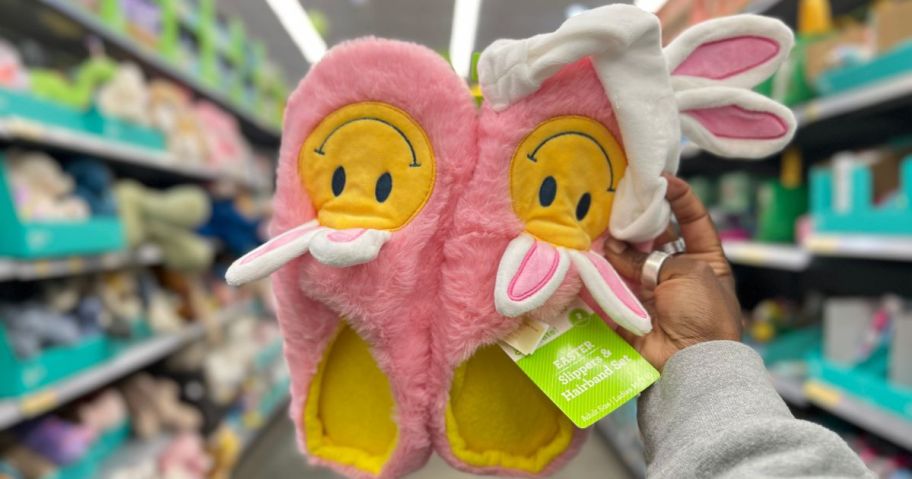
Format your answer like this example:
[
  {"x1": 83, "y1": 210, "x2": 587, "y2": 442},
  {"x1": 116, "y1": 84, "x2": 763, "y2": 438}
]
[
  {"x1": 510, "y1": 116, "x2": 628, "y2": 250},
  {"x1": 299, "y1": 102, "x2": 436, "y2": 231}
]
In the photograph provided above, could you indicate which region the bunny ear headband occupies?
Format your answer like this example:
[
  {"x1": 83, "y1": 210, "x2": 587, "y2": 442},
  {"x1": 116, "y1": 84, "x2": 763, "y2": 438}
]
[{"x1": 479, "y1": 5, "x2": 797, "y2": 243}]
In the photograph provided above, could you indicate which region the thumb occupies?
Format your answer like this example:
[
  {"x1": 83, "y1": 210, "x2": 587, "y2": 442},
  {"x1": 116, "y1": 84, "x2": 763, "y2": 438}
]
[{"x1": 603, "y1": 239, "x2": 649, "y2": 284}]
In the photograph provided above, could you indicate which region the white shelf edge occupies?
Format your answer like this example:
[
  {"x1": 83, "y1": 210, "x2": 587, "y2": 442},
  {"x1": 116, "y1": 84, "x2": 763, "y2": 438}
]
[
  {"x1": 804, "y1": 379, "x2": 912, "y2": 450},
  {"x1": 0, "y1": 304, "x2": 248, "y2": 430},
  {"x1": 0, "y1": 117, "x2": 265, "y2": 190},
  {"x1": 0, "y1": 245, "x2": 163, "y2": 282},
  {"x1": 723, "y1": 241, "x2": 811, "y2": 271},
  {"x1": 804, "y1": 234, "x2": 912, "y2": 262}
]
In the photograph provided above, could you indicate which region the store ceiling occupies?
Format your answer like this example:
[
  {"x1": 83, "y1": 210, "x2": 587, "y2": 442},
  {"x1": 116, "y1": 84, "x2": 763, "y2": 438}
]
[{"x1": 219, "y1": 0, "x2": 625, "y2": 82}]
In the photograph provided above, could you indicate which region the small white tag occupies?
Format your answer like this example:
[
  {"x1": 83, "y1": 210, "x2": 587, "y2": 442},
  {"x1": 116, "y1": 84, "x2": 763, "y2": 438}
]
[{"x1": 499, "y1": 317, "x2": 551, "y2": 356}]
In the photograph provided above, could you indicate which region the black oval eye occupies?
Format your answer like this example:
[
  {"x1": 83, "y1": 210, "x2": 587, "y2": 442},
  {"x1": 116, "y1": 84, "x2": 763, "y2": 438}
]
[
  {"x1": 539, "y1": 176, "x2": 557, "y2": 207},
  {"x1": 576, "y1": 193, "x2": 591, "y2": 221},
  {"x1": 331, "y1": 166, "x2": 345, "y2": 196},
  {"x1": 375, "y1": 172, "x2": 392, "y2": 203}
]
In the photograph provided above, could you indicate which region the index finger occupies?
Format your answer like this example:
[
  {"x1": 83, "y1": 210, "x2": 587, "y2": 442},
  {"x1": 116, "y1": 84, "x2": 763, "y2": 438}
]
[{"x1": 664, "y1": 174, "x2": 724, "y2": 256}]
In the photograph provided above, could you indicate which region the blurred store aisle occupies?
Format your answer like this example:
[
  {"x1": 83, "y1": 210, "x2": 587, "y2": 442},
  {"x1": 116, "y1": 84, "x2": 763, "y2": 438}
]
[{"x1": 234, "y1": 415, "x2": 633, "y2": 479}]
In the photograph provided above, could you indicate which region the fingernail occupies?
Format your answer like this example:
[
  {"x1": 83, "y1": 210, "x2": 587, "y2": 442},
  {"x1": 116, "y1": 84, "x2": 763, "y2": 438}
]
[{"x1": 606, "y1": 239, "x2": 627, "y2": 254}]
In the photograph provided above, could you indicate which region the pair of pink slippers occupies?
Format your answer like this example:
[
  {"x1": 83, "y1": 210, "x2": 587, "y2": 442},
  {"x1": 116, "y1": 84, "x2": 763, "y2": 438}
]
[{"x1": 226, "y1": 6, "x2": 796, "y2": 479}]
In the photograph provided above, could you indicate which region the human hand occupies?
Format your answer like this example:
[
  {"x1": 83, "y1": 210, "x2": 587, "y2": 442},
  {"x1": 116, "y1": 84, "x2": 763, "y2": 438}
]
[{"x1": 604, "y1": 174, "x2": 742, "y2": 370}]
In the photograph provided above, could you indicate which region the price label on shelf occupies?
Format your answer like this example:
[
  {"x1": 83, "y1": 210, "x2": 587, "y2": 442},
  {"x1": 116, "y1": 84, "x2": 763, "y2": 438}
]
[
  {"x1": 805, "y1": 381, "x2": 841, "y2": 408},
  {"x1": 20, "y1": 390, "x2": 58, "y2": 416}
]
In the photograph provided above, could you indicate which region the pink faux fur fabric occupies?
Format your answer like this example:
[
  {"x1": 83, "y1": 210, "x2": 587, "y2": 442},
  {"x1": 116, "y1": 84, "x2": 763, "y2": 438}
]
[
  {"x1": 270, "y1": 38, "x2": 477, "y2": 479},
  {"x1": 432, "y1": 58, "x2": 623, "y2": 476}
]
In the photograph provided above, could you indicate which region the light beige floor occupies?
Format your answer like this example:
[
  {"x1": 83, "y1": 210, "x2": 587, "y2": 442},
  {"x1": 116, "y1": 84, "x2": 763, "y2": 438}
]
[{"x1": 235, "y1": 415, "x2": 633, "y2": 479}]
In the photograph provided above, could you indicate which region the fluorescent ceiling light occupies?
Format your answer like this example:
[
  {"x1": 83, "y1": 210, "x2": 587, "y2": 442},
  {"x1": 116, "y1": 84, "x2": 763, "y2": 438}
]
[
  {"x1": 634, "y1": 0, "x2": 669, "y2": 13},
  {"x1": 266, "y1": 0, "x2": 327, "y2": 65},
  {"x1": 449, "y1": 0, "x2": 483, "y2": 79}
]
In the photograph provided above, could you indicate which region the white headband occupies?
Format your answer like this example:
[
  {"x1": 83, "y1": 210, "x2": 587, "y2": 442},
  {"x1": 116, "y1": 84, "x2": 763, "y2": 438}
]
[{"x1": 478, "y1": 5, "x2": 680, "y2": 242}]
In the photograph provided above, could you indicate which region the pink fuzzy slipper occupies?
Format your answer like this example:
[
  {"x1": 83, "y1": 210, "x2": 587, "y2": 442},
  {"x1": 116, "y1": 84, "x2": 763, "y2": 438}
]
[
  {"x1": 226, "y1": 38, "x2": 477, "y2": 479},
  {"x1": 432, "y1": 6, "x2": 796, "y2": 477}
]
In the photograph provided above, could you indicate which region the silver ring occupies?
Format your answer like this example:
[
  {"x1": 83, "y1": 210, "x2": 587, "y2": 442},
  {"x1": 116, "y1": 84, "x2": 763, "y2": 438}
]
[
  {"x1": 659, "y1": 238, "x2": 686, "y2": 255},
  {"x1": 642, "y1": 251, "x2": 671, "y2": 289}
]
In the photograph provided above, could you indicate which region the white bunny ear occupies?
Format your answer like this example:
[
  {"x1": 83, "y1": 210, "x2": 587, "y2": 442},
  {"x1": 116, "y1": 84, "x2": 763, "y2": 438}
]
[
  {"x1": 569, "y1": 251, "x2": 651, "y2": 336},
  {"x1": 494, "y1": 234, "x2": 570, "y2": 318},
  {"x1": 677, "y1": 86, "x2": 796, "y2": 159},
  {"x1": 226, "y1": 220, "x2": 322, "y2": 286},
  {"x1": 664, "y1": 15, "x2": 794, "y2": 91}
]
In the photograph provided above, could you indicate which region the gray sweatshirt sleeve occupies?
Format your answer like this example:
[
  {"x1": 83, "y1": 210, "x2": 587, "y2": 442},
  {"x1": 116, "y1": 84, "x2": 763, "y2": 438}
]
[{"x1": 637, "y1": 341, "x2": 874, "y2": 479}]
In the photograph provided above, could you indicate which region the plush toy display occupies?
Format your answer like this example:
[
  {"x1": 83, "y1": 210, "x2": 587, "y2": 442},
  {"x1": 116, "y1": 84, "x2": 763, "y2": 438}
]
[
  {"x1": 96, "y1": 62, "x2": 150, "y2": 125},
  {"x1": 121, "y1": 374, "x2": 202, "y2": 439},
  {"x1": 64, "y1": 159, "x2": 119, "y2": 217},
  {"x1": 0, "y1": 39, "x2": 28, "y2": 90},
  {"x1": 226, "y1": 6, "x2": 796, "y2": 479},
  {"x1": 198, "y1": 196, "x2": 264, "y2": 256},
  {"x1": 115, "y1": 179, "x2": 214, "y2": 271},
  {"x1": 4, "y1": 151, "x2": 90, "y2": 222},
  {"x1": 148, "y1": 80, "x2": 208, "y2": 165},
  {"x1": 29, "y1": 57, "x2": 117, "y2": 109},
  {"x1": 17, "y1": 417, "x2": 96, "y2": 466},
  {"x1": 0, "y1": 302, "x2": 81, "y2": 358},
  {"x1": 192, "y1": 101, "x2": 251, "y2": 172}
]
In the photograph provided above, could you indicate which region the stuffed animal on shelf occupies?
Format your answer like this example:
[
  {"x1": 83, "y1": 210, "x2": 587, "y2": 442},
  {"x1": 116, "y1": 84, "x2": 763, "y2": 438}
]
[
  {"x1": 64, "y1": 159, "x2": 118, "y2": 217},
  {"x1": 16, "y1": 417, "x2": 96, "y2": 465},
  {"x1": 192, "y1": 101, "x2": 251, "y2": 172},
  {"x1": 120, "y1": 374, "x2": 202, "y2": 440},
  {"x1": 4, "y1": 151, "x2": 90, "y2": 222},
  {"x1": 0, "y1": 39, "x2": 28, "y2": 90},
  {"x1": 148, "y1": 80, "x2": 209, "y2": 165},
  {"x1": 42, "y1": 278, "x2": 108, "y2": 337},
  {"x1": 77, "y1": 389, "x2": 128, "y2": 434},
  {"x1": 0, "y1": 302, "x2": 81, "y2": 358},
  {"x1": 158, "y1": 432, "x2": 213, "y2": 479},
  {"x1": 115, "y1": 180, "x2": 214, "y2": 271},
  {"x1": 96, "y1": 62, "x2": 149, "y2": 125},
  {"x1": 226, "y1": 7, "x2": 797, "y2": 479},
  {"x1": 1, "y1": 446, "x2": 56, "y2": 479},
  {"x1": 96, "y1": 271, "x2": 144, "y2": 338},
  {"x1": 29, "y1": 57, "x2": 117, "y2": 109},
  {"x1": 197, "y1": 196, "x2": 264, "y2": 256}
]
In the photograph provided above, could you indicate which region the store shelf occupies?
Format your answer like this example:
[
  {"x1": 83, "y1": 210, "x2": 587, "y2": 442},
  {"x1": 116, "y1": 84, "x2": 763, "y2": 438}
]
[
  {"x1": 36, "y1": 0, "x2": 281, "y2": 146},
  {"x1": 804, "y1": 379, "x2": 912, "y2": 450},
  {"x1": 0, "y1": 304, "x2": 247, "y2": 430},
  {"x1": 0, "y1": 245, "x2": 162, "y2": 282},
  {"x1": 804, "y1": 234, "x2": 912, "y2": 262},
  {"x1": 0, "y1": 117, "x2": 266, "y2": 189},
  {"x1": 723, "y1": 241, "x2": 811, "y2": 271}
]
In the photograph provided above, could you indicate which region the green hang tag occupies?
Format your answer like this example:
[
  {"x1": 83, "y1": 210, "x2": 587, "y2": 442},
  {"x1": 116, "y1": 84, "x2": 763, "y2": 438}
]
[{"x1": 500, "y1": 299, "x2": 660, "y2": 428}]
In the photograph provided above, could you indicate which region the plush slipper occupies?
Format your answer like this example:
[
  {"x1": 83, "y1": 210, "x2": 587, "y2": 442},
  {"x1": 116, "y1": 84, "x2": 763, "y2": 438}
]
[
  {"x1": 226, "y1": 39, "x2": 477, "y2": 479},
  {"x1": 433, "y1": 6, "x2": 796, "y2": 477}
]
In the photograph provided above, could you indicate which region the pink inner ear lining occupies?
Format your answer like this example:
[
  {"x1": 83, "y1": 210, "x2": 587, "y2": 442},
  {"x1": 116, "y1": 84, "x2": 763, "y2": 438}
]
[
  {"x1": 508, "y1": 240, "x2": 561, "y2": 301},
  {"x1": 673, "y1": 36, "x2": 779, "y2": 80},
  {"x1": 684, "y1": 105, "x2": 788, "y2": 140},
  {"x1": 325, "y1": 228, "x2": 367, "y2": 243},
  {"x1": 585, "y1": 252, "x2": 648, "y2": 319}
]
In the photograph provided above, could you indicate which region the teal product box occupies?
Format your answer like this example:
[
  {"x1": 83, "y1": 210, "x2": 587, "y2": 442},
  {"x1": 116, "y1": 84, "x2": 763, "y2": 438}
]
[
  {"x1": 817, "y1": 42, "x2": 912, "y2": 97},
  {"x1": 56, "y1": 420, "x2": 131, "y2": 479},
  {"x1": 0, "y1": 153, "x2": 125, "y2": 258},
  {"x1": 0, "y1": 87, "x2": 167, "y2": 151},
  {"x1": 0, "y1": 326, "x2": 111, "y2": 398},
  {"x1": 810, "y1": 156, "x2": 912, "y2": 235}
]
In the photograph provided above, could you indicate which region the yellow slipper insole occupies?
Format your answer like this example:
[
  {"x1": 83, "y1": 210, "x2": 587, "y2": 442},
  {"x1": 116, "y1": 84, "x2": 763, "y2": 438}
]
[
  {"x1": 445, "y1": 345, "x2": 575, "y2": 474},
  {"x1": 304, "y1": 322, "x2": 398, "y2": 475}
]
